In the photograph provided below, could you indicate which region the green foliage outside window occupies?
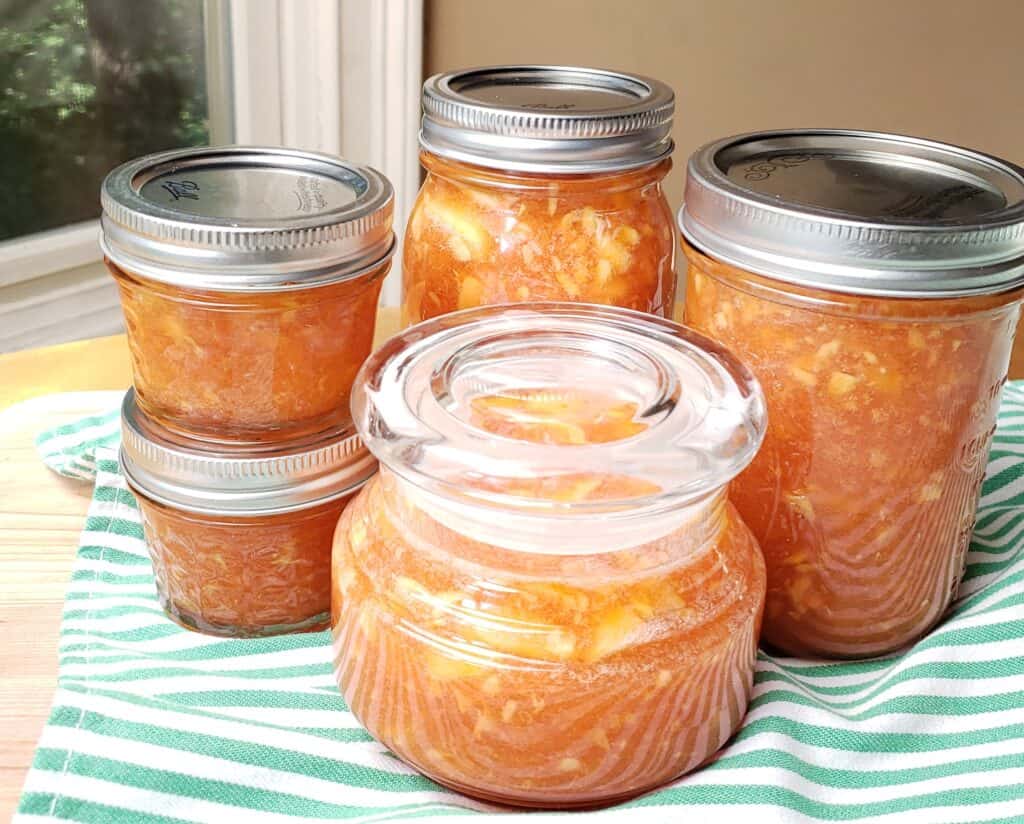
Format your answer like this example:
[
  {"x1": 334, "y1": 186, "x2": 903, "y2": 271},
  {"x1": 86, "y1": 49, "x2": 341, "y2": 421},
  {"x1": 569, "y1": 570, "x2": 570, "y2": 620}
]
[{"x1": 0, "y1": 0, "x2": 208, "y2": 241}]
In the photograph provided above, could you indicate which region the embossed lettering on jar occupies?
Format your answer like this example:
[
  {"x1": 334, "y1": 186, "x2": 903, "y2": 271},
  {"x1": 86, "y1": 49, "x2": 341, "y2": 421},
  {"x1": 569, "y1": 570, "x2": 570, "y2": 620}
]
[
  {"x1": 120, "y1": 391, "x2": 376, "y2": 637},
  {"x1": 402, "y1": 66, "x2": 677, "y2": 324},
  {"x1": 101, "y1": 147, "x2": 395, "y2": 441},
  {"x1": 332, "y1": 304, "x2": 767, "y2": 807},
  {"x1": 680, "y1": 129, "x2": 1024, "y2": 658}
]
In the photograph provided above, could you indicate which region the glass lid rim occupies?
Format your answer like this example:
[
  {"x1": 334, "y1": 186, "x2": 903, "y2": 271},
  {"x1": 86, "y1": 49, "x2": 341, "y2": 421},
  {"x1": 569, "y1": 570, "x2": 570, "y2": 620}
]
[{"x1": 352, "y1": 303, "x2": 766, "y2": 515}]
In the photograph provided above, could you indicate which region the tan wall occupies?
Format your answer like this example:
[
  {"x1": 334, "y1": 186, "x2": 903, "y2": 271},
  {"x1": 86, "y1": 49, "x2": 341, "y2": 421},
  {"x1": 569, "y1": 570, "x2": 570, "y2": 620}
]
[{"x1": 426, "y1": 0, "x2": 1024, "y2": 211}]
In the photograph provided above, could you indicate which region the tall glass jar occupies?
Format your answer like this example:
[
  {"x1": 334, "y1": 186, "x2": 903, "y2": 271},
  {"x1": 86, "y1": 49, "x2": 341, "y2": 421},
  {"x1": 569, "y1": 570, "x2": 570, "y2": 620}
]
[
  {"x1": 120, "y1": 391, "x2": 376, "y2": 637},
  {"x1": 102, "y1": 147, "x2": 395, "y2": 442},
  {"x1": 332, "y1": 304, "x2": 766, "y2": 807},
  {"x1": 402, "y1": 66, "x2": 677, "y2": 325},
  {"x1": 680, "y1": 129, "x2": 1024, "y2": 658}
]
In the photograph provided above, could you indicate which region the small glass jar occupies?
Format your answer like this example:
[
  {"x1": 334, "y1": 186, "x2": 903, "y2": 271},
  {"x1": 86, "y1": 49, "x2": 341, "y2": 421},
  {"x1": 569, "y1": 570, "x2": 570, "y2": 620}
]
[
  {"x1": 102, "y1": 147, "x2": 395, "y2": 442},
  {"x1": 120, "y1": 390, "x2": 376, "y2": 637},
  {"x1": 402, "y1": 66, "x2": 677, "y2": 325},
  {"x1": 333, "y1": 304, "x2": 766, "y2": 807},
  {"x1": 680, "y1": 129, "x2": 1024, "y2": 658}
]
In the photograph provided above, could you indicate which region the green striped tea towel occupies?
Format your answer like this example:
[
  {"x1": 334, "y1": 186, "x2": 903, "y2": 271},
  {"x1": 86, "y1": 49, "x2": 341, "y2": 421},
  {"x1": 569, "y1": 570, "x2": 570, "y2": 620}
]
[{"x1": 17, "y1": 386, "x2": 1024, "y2": 823}]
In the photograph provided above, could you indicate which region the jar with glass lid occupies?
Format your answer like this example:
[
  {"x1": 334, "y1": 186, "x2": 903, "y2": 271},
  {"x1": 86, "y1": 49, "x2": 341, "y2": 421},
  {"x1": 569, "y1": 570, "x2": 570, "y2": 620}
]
[
  {"x1": 120, "y1": 390, "x2": 376, "y2": 637},
  {"x1": 402, "y1": 66, "x2": 677, "y2": 325},
  {"x1": 101, "y1": 147, "x2": 395, "y2": 442},
  {"x1": 680, "y1": 129, "x2": 1024, "y2": 658},
  {"x1": 331, "y1": 304, "x2": 766, "y2": 807}
]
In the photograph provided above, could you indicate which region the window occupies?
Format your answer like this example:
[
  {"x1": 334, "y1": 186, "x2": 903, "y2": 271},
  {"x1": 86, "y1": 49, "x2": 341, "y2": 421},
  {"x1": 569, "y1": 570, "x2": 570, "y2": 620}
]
[
  {"x1": 0, "y1": 0, "x2": 209, "y2": 241},
  {"x1": 0, "y1": 0, "x2": 422, "y2": 353}
]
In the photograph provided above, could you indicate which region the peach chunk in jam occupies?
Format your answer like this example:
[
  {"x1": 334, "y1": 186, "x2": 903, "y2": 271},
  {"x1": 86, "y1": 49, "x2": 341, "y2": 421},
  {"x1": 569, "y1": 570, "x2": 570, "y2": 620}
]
[{"x1": 470, "y1": 390, "x2": 648, "y2": 445}]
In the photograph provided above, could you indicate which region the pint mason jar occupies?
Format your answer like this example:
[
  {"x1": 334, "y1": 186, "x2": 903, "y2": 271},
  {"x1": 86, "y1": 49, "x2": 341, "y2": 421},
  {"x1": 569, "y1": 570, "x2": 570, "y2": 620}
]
[
  {"x1": 332, "y1": 304, "x2": 766, "y2": 807},
  {"x1": 402, "y1": 66, "x2": 677, "y2": 324},
  {"x1": 680, "y1": 129, "x2": 1024, "y2": 658},
  {"x1": 101, "y1": 147, "x2": 395, "y2": 442},
  {"x1": 120, "y1": 390, "x2": 376, "y2": 637}
]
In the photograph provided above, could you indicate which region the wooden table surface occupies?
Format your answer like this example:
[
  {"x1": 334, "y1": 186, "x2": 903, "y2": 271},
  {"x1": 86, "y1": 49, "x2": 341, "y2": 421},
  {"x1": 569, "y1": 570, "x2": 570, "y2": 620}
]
[{"x1": 1, "y1": 308, "x2": 1024, "y2": 820}]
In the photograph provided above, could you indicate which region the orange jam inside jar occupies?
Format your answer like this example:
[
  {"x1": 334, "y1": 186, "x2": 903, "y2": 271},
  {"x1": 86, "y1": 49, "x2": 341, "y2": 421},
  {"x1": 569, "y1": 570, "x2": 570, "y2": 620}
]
[
  {"x1": 402, "y1": 66, "x2": 677, "y2": 325},
  {"x1": 101, "y1": 147, "x2": 395, "y2": 441},
  {"x1": 120, "y1": 390, "x2": 376, "y2": 637},
  {"x1": 333, "y1": 304, "x2": 767, "y2": 807},
  {"x1": 680, "y1": 129, "x2": 1024, "y2": 658}
]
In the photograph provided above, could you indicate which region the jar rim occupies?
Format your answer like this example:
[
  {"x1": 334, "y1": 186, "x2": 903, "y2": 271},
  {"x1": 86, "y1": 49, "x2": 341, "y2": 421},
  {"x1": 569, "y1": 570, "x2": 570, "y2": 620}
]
[
  {"x1": 102, "y1": 234, "x2": 395, "y2": 294},
  {"x1": 120, "y1": 391, "x2": 377, "y2": 516},
  {"x1": 352, "y1": 304, "x2": 766, "y2": 521},
  {"x1": 420, "y1": 65, "x2": 675, "y2": 174},
  {"x1": 101, "y1": 146, "x2": 396, "y2": 292}
]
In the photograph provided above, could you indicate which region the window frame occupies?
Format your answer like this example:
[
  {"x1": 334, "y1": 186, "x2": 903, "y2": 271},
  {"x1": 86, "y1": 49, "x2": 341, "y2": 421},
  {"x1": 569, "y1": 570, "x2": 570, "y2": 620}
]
[
  {"x1": 217, "y1": 0, "x2": 423, "y2": 304},
  {"x1": 0, "y1": 220, "x2": 102, "y2": 288}
]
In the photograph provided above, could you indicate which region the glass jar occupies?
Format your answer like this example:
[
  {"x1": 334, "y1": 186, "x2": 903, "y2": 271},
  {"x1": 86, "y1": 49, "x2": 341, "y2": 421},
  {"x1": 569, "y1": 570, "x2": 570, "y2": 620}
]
[
  {"x1": 680, "y1": 129, "x2": 1024, "y2": 658},
  {"x1": 332, "y1": 304, "x2": 766, "y2": 807},
  {"x1": 120, "y1": 390, "x2": 376, "y2": 637},
  {"x1": 102, "y1": 147, "x2": 395, "y2": 442},
  {"x1": 402, "y1": 66, "x2": 677, "y2": 325}
]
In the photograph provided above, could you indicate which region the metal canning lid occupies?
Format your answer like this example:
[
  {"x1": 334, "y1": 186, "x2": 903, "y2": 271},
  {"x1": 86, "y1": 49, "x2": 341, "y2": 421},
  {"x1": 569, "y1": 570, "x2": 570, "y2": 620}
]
[
  {"x1": 120, "y1": 391, "x2": 377, "y2": 516},
  {"x1": 679, "y1": 129, "x2": 1024, "y2": 298},
  {"x1": 101, "y1": 146, "x2": 395, "y2": 291},
  {"x1": 420, "y1": 65, "x2": 675, "y2": 174}
]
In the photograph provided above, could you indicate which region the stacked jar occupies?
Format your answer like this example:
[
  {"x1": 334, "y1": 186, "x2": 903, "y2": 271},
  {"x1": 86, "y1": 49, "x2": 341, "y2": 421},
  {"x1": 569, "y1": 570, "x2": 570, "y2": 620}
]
[
  {"x1": 101, "y1": 146, "x2": 394, "y2": 637},
  {"x1": 402, "y1": 66, "x2": 678, "y2": 323}
]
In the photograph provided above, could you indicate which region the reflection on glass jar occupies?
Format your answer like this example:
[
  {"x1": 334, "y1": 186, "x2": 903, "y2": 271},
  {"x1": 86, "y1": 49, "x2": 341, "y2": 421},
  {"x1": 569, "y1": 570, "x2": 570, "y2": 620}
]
[
  {"x1": 102, "y1": 146, "x2": 395, "y2": 441},
  {"x1": 680, "y1": 129, "x2": 1024, "y2": 658},
  {"x1": 402, "y1": 66, "x2": 677, "y2": 325},
  {"x1": 120, "y1": 390, "x2": 376, "y2": 637},
  {"x1": 333, "y1": 304, "x2": 766, "y2": 807}
]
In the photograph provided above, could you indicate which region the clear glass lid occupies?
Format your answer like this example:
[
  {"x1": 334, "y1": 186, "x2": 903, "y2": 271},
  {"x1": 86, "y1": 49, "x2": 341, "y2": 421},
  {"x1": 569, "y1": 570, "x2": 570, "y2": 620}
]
[{"x1": 353, "y1": 304, "x2": 766, "y2": 522}]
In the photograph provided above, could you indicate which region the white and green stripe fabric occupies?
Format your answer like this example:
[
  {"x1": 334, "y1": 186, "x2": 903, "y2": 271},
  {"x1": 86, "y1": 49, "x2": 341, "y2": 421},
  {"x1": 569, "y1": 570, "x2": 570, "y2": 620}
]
[
  {"x1": 16, "y1": 386, "x2": 1024, "y2": 823},
  {"x1": 35, "y1": 408, "x2": 121, "y2": 480}
]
